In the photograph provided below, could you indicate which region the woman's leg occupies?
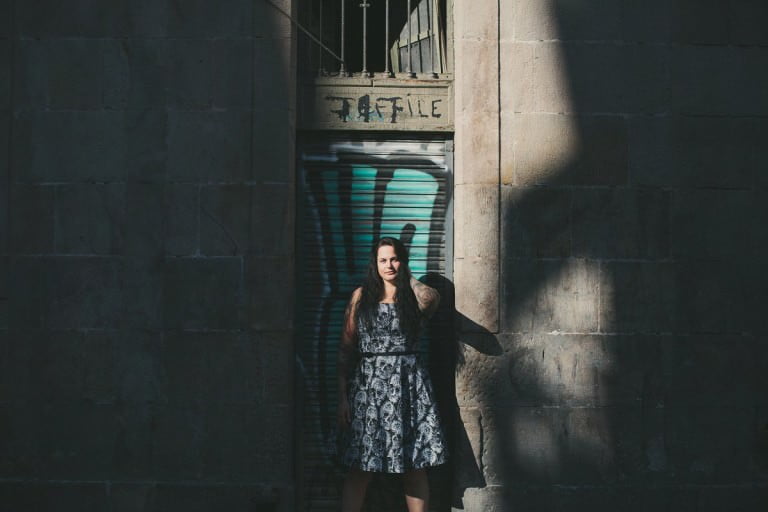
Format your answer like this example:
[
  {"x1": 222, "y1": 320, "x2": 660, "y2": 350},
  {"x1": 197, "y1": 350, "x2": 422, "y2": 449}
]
[
  {"x1": 403, "y1": 468, "x2": 429, "y2": 512},
  {"x1": 341, "y1": 468, "x2": 373, "y2": 512}
]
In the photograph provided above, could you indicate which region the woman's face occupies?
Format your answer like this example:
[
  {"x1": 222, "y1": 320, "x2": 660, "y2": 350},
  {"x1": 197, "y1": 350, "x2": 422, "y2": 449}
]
[{"x1": 376, "y1": 245, "x2": 401, "y2": 283}]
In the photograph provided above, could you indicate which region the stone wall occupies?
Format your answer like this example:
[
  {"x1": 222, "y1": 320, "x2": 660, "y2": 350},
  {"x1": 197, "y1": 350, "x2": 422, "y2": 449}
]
[
  {"x1": 1, "y1": 1, "x2": 296, "y2": 510},
  {"x1": 454, "y1": 0, "x2": 768, "y2": 510}
]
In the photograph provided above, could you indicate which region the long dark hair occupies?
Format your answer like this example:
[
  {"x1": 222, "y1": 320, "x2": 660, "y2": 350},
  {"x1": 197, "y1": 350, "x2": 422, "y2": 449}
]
[{"x1": 357, "y1": 237, "x2": 421, "y2": 338}]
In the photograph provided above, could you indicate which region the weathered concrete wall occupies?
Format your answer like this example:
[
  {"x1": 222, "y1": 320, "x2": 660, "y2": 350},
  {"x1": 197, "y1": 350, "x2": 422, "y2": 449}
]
[
  {"x1": 454, "y1": 0, "x2": 768, "y2": 510},
  {"x1": 1, "y1": 1, "x2": 296, "y2": 510}
]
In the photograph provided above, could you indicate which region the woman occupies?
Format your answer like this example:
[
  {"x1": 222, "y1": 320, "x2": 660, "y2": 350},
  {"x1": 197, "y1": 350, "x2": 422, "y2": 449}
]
[{"x1": 336, "y1": 237, "x2": 448, "y2": 512}]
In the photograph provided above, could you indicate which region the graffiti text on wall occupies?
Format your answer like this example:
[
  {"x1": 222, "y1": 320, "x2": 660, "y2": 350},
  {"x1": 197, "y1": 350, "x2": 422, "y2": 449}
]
[
  {"x1": 301, "y1": 84, "x2": 453, "y2": 130},
  {"x1": 325, "y1": 94, "x2": 443, "y2": 124}
]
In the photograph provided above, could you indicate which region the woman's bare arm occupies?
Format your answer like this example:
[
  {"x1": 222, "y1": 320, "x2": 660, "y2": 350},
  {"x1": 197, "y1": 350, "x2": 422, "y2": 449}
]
[
  {"x1": 337, "y1": 287, "x2": 362, "y2": 396},
  {"x1": 410, "y1": 276, "x2": 440, "y2": 318}
]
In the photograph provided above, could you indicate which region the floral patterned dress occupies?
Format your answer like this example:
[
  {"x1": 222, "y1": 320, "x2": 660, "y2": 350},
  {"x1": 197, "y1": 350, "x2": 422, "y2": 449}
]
[{"x1": 338, "y1": 302, "x2": 448, "y2": 473}]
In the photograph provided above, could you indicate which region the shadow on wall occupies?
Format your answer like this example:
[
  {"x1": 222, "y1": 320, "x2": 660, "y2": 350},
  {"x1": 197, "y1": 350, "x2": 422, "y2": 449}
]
[{"x1": 455, "y1": 1, "x2": 767, "y2": 510}]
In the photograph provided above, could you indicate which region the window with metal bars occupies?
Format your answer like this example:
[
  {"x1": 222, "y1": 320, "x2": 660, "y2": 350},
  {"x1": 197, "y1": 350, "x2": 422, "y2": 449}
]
[{"x1": 299, "y1": 0, "x2": 449, "y2": 78}]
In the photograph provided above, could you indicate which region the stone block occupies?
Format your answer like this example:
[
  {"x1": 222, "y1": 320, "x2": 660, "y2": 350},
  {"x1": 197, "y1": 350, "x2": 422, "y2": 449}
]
[
  {"x1": 0, "y1": 0, "x2": 9, "y2": 38},
  {"x1": 125, "y1": 0, "x2": 168, "y2": 37},
  {"x1": 502, "y1": 186, "x2": 570, "y2": 258},
  {"x1": 252, "y1": 108, "x2": 294, "y2": 183},
  {"x1": 455, "y1": 257, "x2": 499, "y2": 333},
  {"x1": 494, "y1": 406, "x2": 662, "y2": 485},
  {"x1": 165, "y1": 39, "x2": 252, "y2": 110},
  {"x1": 17, "y1": 0, "x2": 130, "y2": 37},
  {"x1": 200, "y1": 405, "x2": 253, "y2": 478},
  {"x1": 210, "y1": 39, "x2": 254, "y2": 111},
  {"x1": 0, "y1": 41, "x2": 8, "y2": 107},
  {"x1": 246, "y1": 404, "x2": 293, "y2": 482},
  {"x1": 7, "y1": 403, "x2": 121, "y2": 478},
  {"x1": 148, "y1": 483, "x2": 286, "y2": 512},
  {"x1": 599, "y1": 262, "x2": 676, "y2": 334},
  {"x1": 456, "y1": 342, "x2": 513, "y2": 407},
  {"x1": 729, "y1": 0, "x2": 768, "y2": 45},
  {"x1": 669, "y1": 0, "x2": 729, "y2": 44},
  {"x1": 500, "y1": 42, "x2": 534, "y2": 114},
  {"x1": 124, "y1": 184, "x2": 164, "y2": 257},
  {"x1": 671, "y1": 189, "x2": 754, "y2": 260},
  {"x1": 164, "y1": 184, "x2": 198, "y2": 257},
  {"x1": 245, "y1": 256, "x2": 293, "y2": 330},
  {"x1": 115, "y1": 330, "x2": 165, "y2": 405},
  {"x1": 507, "y1": 0, "x2": 558, "y2": 41},
  {"x1": 0, "y1": 482, "x2": 109, "y2": 512},
  {"x1": 250, "y1": 183, "x2": 294, "y2": 256},
  {"x1": 121, "y1": 258, "x2": 164, "y2": 329},
  {"x1": 505, "y1": 334, "x2": 663, "y2": 407},
  {"x1": 549, "y1": 0, "x2": 622, "y2": 42},
  {"x1": 163, "y1": 331, "x2": 257, "y2": 405},
  {"x1": 109, "y1": 483, "x2": 156, "y2": 512},
  {"x1": 674, "y1": 260, "x2": 749, "y2": 334},
  {"x1": 671, "y1": 46, "x2": 768, "y2": 116},
  {"x1": 455, "y1": 184, "x2": 499, "y2": 260},
  {"x1": 10, "y1": 184, "x2": 55, "y2": 254},
  {"x1": 455, "y1": 39, "x2": 498, "y2": 115},
  {"x1": 167, "y1": 0, "x2": 252, "y2": 37},
  {"x1": 744, "y1": 261, "x2": 768, "y2": 334},
  {"x1": 0, "y1": 111, "x2": 7, "y2": 256},
  {"x1": 200, "y1": 185, "x2": 250, "y2": 256},
  {"x1": 664, "y1": 406, "x2": 754, "y2": 483},
  {"x1": 167, "y1": 111, "x2": 251, "y2": 182},
  {"x1": 50, "y1": 257, "x2": 122, "y2": 329},
  {"x1": 81, "y1": 331, "x2": 118, "y2": 403},
  {"x1": 457, "y1": 486, "x2": 507, "y2": 512},
  {"x1": 112, "y1": 39, "x2": 168, "y2": 110},
  {"x1": 662, "y1": 335, "x2": 755, "y2": 408},
  {"x1": 619, "y1": 0, "x2": 671, "y2": 43},
  {"x1": 572, "y1": 188, "x2": 670, "y2": 259},
  {"x1": 454, "y1": 407, "x2": 484, "y2": 485},
  {"x1": 254, "y1": 39, "x2": 293, "y2": 112},
  {"x1": 455, "y1": 111, "x2": 499, "y2": 185},
  {"x1": 56, "y1": 184, "x2": 125, "y2": 255},
  {"x1": 254, "y1": 0, "x2": 292, "y2": 39},
  {"x1": 503, "y1": 258, "x2": 599, "y2": 333},
  {"x1": 2, "y1": 329, "x2": 84, "y2": 403},
  {"x1": 8, "y1": 257, "x2": 54, "y2": 328},
  {"x1": 0, "y1": 261, "x2": 7, "y2": 329},
  {"x1": 535, "y1": 43, "x2": 667, "y2": 114},
  {"x1": 151, "y1": 405, "x2": 206, "y2": 479},
  {"x1": 13, "y1": 111, "x2": 125, "y2": 183},
  {"x1": 260, "y1": 331, "x2": 293, "y2": 406},
  {"x1": 163, "y1": 257, "x2": 244, "y2": 330},
  {"x1": 630, "y1": 116, "x2": 763, "y2": 189},
  {"x1": 503, "y1": 486, "x2": 697, "y2": 512},
  {"x1": 125, "y1": 109, "x2": 168, "y2": 183},
  {"x1": 455, "y1": 0, "x2": 497, "y2": 41},
  {"x1": 758, "y1": 338, "x2": 768, "y2": 407},
  {"x1": 15, "y1": 39, "x2": 122, "y2": 110},
  {"x1": 507, "y1": 113, "x2": 627, "y2": 186},
  {"x1": 697, "y1": 486, "x2": 768, "y2": 512},
  {"x1": 758, "y1": 406, "x2": 768, "y2": 475}
]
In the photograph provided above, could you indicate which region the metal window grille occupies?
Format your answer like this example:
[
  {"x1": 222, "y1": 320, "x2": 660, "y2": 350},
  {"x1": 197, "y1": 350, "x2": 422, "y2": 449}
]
[{"x1": 299, "y1": 0, "x2": 448, "y2": 78}]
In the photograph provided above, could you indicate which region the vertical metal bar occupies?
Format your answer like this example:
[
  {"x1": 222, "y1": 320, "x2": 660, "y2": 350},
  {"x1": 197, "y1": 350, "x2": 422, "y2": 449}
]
[
  {"x1": 361, "y1": 1, "x2": 368, "y2": 76},
  {"x1": 318, "y1": 0, "x2": 324, "y2": 75},
  {"x1": 431, "y1": 0, "x2": 438, "y2": 77},
  {"x1": 407, "y1": 0, "x2": 413, "y2": 76},
  {"x1": 340, "y1": 0, "x2": 346, "y2": 75},
  {"x1": 385, "y1": 0, "x2": 391, "y2": 76}
]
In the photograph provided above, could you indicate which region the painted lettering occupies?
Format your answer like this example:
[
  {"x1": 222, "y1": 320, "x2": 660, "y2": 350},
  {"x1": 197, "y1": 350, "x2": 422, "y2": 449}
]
[
  {"x1": 431, "y1": 99, "x2": 442, "y2": 118},
  {"x1": 325, "y1": 96, "x2": 354, "y2": 122}
]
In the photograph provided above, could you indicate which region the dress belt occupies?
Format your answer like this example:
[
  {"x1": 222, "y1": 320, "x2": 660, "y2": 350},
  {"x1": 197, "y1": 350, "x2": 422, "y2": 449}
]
[{"x1": 361, "y1": 350, "x2": 419, "y2": 357}]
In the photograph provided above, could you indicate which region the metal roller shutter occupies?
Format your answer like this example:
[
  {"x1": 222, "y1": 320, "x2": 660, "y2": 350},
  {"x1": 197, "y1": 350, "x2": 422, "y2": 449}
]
[{"x1": 296, "y1": 136, "x2": 453, "y2": 511}]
